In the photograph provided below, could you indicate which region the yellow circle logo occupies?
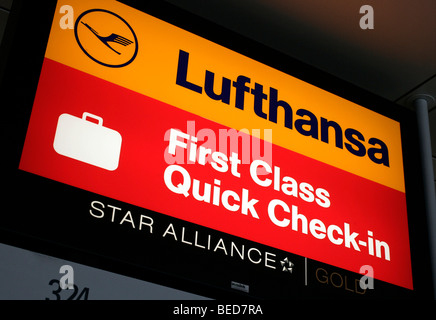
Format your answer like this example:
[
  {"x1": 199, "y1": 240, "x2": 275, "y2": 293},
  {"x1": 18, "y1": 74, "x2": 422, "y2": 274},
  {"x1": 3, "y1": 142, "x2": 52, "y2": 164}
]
[{"x1": 75, "y1": 9, "x2": 138, "y2": 68}]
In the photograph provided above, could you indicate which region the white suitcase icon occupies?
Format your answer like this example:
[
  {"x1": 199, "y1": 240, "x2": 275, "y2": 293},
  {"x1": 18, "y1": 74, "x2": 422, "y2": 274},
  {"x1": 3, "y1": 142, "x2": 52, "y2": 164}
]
[{"x1": 53, "y1": 112, "x2": 122, "y2": 171}]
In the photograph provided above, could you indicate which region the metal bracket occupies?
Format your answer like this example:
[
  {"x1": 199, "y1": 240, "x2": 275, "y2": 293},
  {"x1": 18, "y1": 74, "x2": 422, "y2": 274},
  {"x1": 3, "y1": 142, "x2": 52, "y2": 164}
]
[{"x1": 407, "y1": 94, "x2": 436, "y2": 110}]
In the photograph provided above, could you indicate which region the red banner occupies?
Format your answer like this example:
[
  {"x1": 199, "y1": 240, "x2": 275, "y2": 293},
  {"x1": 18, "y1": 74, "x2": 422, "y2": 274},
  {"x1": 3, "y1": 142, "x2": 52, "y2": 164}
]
[{"x1": 20, "y1": 58, "x2": 412, "y2": 289}]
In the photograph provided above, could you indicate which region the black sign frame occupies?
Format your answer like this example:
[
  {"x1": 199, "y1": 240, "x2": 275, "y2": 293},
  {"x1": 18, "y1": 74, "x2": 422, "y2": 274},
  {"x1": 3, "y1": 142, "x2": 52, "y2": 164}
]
[{"x1": 0, "y1": 0, "x2": 433, "y2": 299}]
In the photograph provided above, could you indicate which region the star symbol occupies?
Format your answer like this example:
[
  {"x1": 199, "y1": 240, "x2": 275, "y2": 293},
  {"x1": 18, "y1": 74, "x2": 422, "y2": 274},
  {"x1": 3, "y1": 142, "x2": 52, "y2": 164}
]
[{"x1": 280, "y1": 257, "x2": 294, "y2": 273}]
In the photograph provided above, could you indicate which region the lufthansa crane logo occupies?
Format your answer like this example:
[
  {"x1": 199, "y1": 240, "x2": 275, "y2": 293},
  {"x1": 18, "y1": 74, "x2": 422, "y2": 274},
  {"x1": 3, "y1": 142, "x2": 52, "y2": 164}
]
[{"x1": 74, "y1": 9, "x2": 138, "y2": 68}]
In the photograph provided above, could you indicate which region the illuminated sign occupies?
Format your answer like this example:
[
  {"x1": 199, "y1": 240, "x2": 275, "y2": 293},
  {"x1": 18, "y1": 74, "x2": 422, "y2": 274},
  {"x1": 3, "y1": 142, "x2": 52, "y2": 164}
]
[{"x1": 17, "y1": 0, "x2": 412, "y2": 291}]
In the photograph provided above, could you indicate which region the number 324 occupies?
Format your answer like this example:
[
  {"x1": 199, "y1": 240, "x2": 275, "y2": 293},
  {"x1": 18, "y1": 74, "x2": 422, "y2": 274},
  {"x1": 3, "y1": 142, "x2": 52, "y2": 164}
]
[{"x1": 45, "y1": 279, "x2": 90, "y2": 300}]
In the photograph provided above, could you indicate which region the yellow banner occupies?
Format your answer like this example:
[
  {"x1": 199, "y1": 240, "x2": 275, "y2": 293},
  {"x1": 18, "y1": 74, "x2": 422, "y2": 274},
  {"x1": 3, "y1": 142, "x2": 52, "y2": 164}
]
[{"x1": 46, "y1": 0, "x2": 405, "y2": 192}]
